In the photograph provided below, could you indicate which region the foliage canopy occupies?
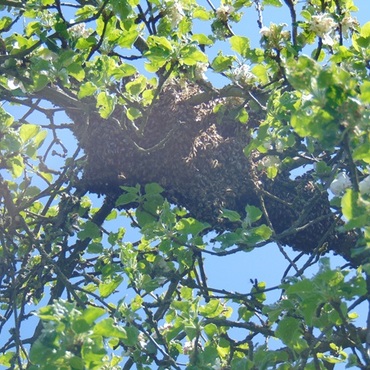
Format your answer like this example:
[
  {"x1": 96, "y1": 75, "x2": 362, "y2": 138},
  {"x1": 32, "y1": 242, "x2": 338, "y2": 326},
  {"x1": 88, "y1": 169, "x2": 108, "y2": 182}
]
[{"x1": 1, "y1": 0, "x2": 370, "y2": 369}]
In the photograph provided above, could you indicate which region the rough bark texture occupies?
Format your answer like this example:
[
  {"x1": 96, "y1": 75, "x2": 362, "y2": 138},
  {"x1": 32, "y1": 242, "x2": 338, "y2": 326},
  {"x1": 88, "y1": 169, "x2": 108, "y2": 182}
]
[{"x1": 62, "y1": 82, "x2": 358, "y2": 263}]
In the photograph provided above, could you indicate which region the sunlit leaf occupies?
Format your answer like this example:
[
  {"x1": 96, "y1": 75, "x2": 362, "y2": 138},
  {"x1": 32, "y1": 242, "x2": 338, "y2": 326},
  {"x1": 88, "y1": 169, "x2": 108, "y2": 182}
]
[
  {"x1": 94, "y1": 318, "x2": 127, "y2": 339},
  {"x1": 99, "y1": 276, "x2": 124, "y2": 298},
  {"x1": 230, "y1": 36, "x2": 250, "y2": 57}
]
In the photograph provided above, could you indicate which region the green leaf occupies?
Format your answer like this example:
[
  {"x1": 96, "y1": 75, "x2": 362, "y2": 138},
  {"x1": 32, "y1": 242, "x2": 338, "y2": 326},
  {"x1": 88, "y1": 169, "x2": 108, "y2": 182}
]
[
  {"x1": 67, "y1": 62, "x2": 85, "y2": 81},
  {"x1": 87, "y1": 242, "x2": 103, "y2": 253},
  {"x1": 112, "y1": 63, "x2": 137, "y2": 79},
  {"x1": 214, "y1": 230, "x2": 245, "y2": 248},
  {"x1": 147, "y1": 35, "x2": 173, "y2": 52},
  {"x1": 341, "y1": 189, "x2": 369, "y2": 228},
  {"x1": 111, "y1": 0, "x2": 132, "y2": 19},
  {"x1": 252, "y1": 64, "x2": 268, "y2": 84},
  {"x1": 116, "y1": 192, "x2": 138, "y2": 206},
  {"x1": 97, "y1": 91, "x2": 116, "y2": 118},
  {"x1": 32, "y1": 74, "x2": 50, "y2": 91},
  {"x1": 19, "y1": 124, "x2": 39, "y2": 143},
  {"x1": 33, "y1": 130, "x2": 47, "y2": 149},
  {"x1": 94, "y1": 318, "x2": 127, "y2": 339},
  {"x1": 263, "y1": 0, "x2": 282, "y2": 5},
  {"x1": 99, "y1": 275, "x2": 124, "y2": 298},
  {"x1": 145, "y1": 182, "x2": 164, "y2": 195},
  {"x1": 360, "y1": 21, "x2": 370, "y2": 38},
  {"x1": 0, "y1": 352, "x2": 15, "y2": 367},
  {"x1": 275, "y1": 316, "x2": 301, "y2": 345},
  {"x1": 199, "y1": 300, "x2": 224, "y2": 318},
  {"x1": 204, "y1": 323, "x2": 218, "y2": 338},
  {"x1": 266, "y1": 165, "x2": 278, "y2": 179},
  {"x1": 125, "y1": 326, "x2": 139, "y2": 346},
  {"x1": 125, "y1": 75, "x2": 147, "y2": 95},
  {"x1": 360, "y1": 80, "x2": 370, "y2": 103},
  {"x1": 191, "y1": 33, "x2": 213, "y2": 45},
  {"x1": 193, "y1": 7, "x2": 211, "y2": 20},
  {"x1": 136, "y1": 206, "x2": 157, "y2": 227},
  {"x1": 342, "y1": 190, "x2": 360, "y2": 221},
  {"x1": 230, "y1": 36, "x2": 250, "y2": 57},
  {"x1": 245, "y1": 205, "x2": 262, "y2": 223},
  {"x1": 8, "y1": 156, "x2": 24, "y2": 178},
  {"x1": 78, "y1": 81, "x2": 97, "y2": 99},
  {"x1": 252, "y1": 224, "x2": 272, "y2": 240},
  {"x1": 117, "y1": 29, "x2": 139, "y2": 48},
  {"x1": 180, "y1": 45, "x2": 208, "y2": 66},
  {"x1": 238, "y1": 306, "x2": 254, "y2": 321},
  {"x1": 80, "y1": 306, "x2": 106, "y2": 325},
  {"x1": 126, "y1": 107, "x2": 142, "y2": 120},
  {"x1": 286, "y1": 56, "x2": 319, "y2": 90},
  {"x1": 211, "y1": 53, "x2": 235, "y2": 72},
  {"x1": 0, "y1": 16, "x2": 12, "y2": 32},
  {"x1": 78, "y1": 221, "x2": 102, "y2": 241},
  {"x1": 236, "y1": 107, "x2": 249, "y2": 123},
  {"x1": 353, "y1": 144, "x2": 370, "y2": 164},
  {"x1": 175, "y1": 217, "x2": 209, "y2": 236},
  {"x1": 220, "y1": 208, "x2": 241, "y2": 222},
  {"x1": 76, "y1": 36, "x2": 96, "y2": 50}
]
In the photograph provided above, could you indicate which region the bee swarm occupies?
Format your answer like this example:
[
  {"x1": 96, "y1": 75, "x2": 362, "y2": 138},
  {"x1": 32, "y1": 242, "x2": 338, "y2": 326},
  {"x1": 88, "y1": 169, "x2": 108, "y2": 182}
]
[{"x1": 68, "y1": 82, "x2": 358, "y2": 264}]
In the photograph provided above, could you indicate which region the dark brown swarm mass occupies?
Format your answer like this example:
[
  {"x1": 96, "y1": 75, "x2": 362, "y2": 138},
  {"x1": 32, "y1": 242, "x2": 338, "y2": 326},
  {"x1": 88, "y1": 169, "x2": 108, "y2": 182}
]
[{"x1": 68, "y1": 82, "x2": 358, "y2": 262}]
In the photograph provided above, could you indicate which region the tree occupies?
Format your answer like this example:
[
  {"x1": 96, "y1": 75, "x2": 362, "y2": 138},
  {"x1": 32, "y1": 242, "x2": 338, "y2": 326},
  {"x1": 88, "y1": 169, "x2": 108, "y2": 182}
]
[{"x1": 0, "y1": 0, "x2": 370, "y2": 368}]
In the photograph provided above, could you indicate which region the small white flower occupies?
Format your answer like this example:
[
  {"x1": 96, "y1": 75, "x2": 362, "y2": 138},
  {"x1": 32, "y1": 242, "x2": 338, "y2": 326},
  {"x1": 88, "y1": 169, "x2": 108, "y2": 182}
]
[
  {"x1": 164, "y1": 0, "x2": 184, "y2": 28},
  {"x1": 69, "y1": 22, "x2": 91, "y2": 38},
  {"x1": 262, "y1": 139, "x2": 273, "y2": 150},
  {"x1": 212, "y1": 359, "x2": 222, "y2": 370},
  {"x1": 194, "y1": 62, "x2": 208, "y2": 80},
  {"x1": 281, "y1": 30, "x2": 291, "y2": 40},
  {"x1": 159, "y1": 322, "x2": 173, "y2": 332},
  {"x1": 259, "y1": 23, "x2": 290, "y2": 46},
  {"x1": 39, "y1": 48, "x2": 57, "y2": 61},
  {"x1": 216, "y1": 4, "x2": 234, "y2": 21},
  {"x1": 275, "y1": 139, "x2": 284, "y2": 153},
  {"x1": 341, "y1": 15, "x2": 359, "y2": 38},
  {"x1": 183, "y1": 340, "x2": 194, "y2": 354},
  {"x1": 259, "y1": 26, "x2": 271, "y2": 38},
  {"x1": 309, "y1": 14, "x2": 336, "y2": 45},
  {"x1": 232, "y1": 64, "x2": 255, "y2": 86},
  {"x1": 301, "y1": 93, "x2": 314, "y2": 103},
  {"x1": 261, "y1": 155, "x2": 280, "y2": 168},
  {"x1": 329, "y1": 172, "x2": 352, "y2": 195},
  {"x1": 138, "y1": 332, "x2": 147, "y2": 349},
  {"x1": 7, "y1": 77, "x2": 26, "y2": 92},
  {"x1": 359, "y1": 175, "x2": 370, "y2": 195}
]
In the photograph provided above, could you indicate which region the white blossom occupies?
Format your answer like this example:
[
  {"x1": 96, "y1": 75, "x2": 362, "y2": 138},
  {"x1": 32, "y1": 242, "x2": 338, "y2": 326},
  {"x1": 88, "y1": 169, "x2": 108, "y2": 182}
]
[
  {"x1": 138, "y1": 332, "x2": 147, "y2": 349},
  {"x1": 183, "y1": 340, "x2": 195, "y2": 354},
  {"x1": 329, "y1": 172, "x2": 352, "y2": 195},
  {"x1": 39, "y1": 48, "x2": 57, "y2": 61},
  {"x1": 194, "y1": 62, "x2": 208, "y2": 80},
  {"x1": 259, "y1": 26, "x2": 271, "y2": 38},
  {"x1": 212, "y1": 359, "x2": 222, "y2": 370},
  {"x1": 309, "y1": 14, "x2": 336, "y2": 45},
  {"x1": 164, "y1": 0, "x2": 184, "y2": 28},
  {"x1": 232, "y1": 64, "x2": 255, "y2": 86},
  {"x1": 159, "y1": 322, "x2": 173, "y2": 332},
  {"x1": 216, "y1": 4, "x2": 234, "y2": 21},
  {"x1": 7, "y1": 77, "x2": 26, "y2": 92},
  {"x1": 69, "y1": 22, "x2": 91, "y2": 38},
  {"x1": 341, "y1": 15, "x2": 359, "y2": 38},
  {"x1": 280, "y1": 30, "x2": 291, "y2": 40},
  {"x1": 359, "y1": 175, "x2": 370, "y2": 195},
  {"x1": 262, "y1": 139, "x2": 273, "y2": 150},
  {"x1": 261, "y1": 155, "x2": 280, "y2": 168},
  {"x1": 275, "y1": 139, "x2": 284, "y2": 153}
]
